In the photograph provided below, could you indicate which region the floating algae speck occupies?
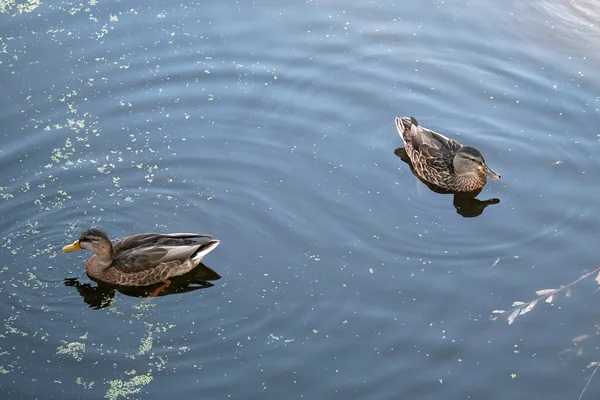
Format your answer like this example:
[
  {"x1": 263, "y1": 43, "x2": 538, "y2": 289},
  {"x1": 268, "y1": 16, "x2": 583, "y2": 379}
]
[
  {"x1": 0, "y1": 186, "x2": 14, "y2": 200},
  {"x1": 76, "y1": 376, "x2": 95, "y2": 389},
  {"x1": 25, "y1": 271, "x2": 48, "y2": 289},
  {"x1": 0, "y1": 0, "x2": 42, "y2": 15},
  {"x1": 105, "y1": 370, "x2": 153, "y2": 400},
  {"x1": 152, "y1": 356, "x2": 168, "y2": 372},
  {"x1": 138, "y1": 323, "x2": 153, "y2": 356},
  {"x1": 30, "y1": 243, "x2": 59, "y2": 259},
  {"x1": 4, "y1": 314, "x2": 28, "y2": 337},
  {"x1": 56, "y1": 340, "x2": 86, "y2": 362}
]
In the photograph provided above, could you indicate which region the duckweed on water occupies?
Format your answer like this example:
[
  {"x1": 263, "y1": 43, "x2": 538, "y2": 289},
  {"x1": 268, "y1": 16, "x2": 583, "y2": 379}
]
[
  {"x1": 76, "y1": 377, "x2": 95, "y2": 390},
  {"x1": 56, "y1": 341, "x2": 86, "y2": 362},
  {"x1": 138, "y1": 323, "x2": 153, "y2": 356},
  {"x1": 4, "y1": 314, "x2": 28, "y2": 337},
  {"x1": 0, "y1": 0, "x2": 42, "y2": 15},
  {"x1": 152, "y1": 356, "x2": 168, "y2": 372},
  {"x1": 105, "y1": 370, "x2": 153, "y2": 400}
]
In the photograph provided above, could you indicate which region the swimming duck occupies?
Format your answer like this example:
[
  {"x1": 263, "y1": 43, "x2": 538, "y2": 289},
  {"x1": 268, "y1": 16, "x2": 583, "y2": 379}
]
[
  {"x1": 395, "y1": 116, "x2": 500, "y2": 192},
  {"x1": 62, "y1": 228, "x2": 220, "y2": 291}
]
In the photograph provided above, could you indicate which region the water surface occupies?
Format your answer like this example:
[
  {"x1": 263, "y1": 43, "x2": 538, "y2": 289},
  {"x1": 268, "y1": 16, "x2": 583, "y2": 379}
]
[{"x1": 1, "y1": 0, "x2": 600, "y2": 398}]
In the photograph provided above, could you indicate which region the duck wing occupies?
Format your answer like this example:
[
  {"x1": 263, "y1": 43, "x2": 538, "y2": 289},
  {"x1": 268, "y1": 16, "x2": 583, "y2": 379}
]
[
  {"x1": 416, "y1": 143, "x2": 454, "y2": 171},
  {"x1": 396, "y1": 116, "x2": 463, "y2": 168},
  {"x1": 399, "y1": 117, "x2": 462, "y2": 152},
  {"x1": 112, "y1": 233, "x2": 216, "y2": 274}
]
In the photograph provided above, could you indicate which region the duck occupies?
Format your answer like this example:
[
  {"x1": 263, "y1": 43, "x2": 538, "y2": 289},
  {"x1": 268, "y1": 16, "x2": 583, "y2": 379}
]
[
  {"x1": 62, "y1": 228, "x2": 220, "y2": 294},
  {"x1": 395, "y1": 116, "x2": 500, "y2": 192}
]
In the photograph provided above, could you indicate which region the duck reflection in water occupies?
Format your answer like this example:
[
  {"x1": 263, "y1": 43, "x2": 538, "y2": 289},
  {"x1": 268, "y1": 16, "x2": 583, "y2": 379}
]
[
  {"x1": 394, "y1": 147, "x2": 500, "y2": 218},
  {"x1": 64, "y1": 263, "x2": 222, "y2": 309}
]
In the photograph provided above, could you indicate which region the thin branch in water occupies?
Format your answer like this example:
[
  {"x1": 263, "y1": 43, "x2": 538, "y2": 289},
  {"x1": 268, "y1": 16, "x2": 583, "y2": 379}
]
[
  {"x1": 491, "y1": 265, "x2": 600, "y2": 325},
  {"x1": 579, "y1": 361, "x2": 600, "y2": 400}
]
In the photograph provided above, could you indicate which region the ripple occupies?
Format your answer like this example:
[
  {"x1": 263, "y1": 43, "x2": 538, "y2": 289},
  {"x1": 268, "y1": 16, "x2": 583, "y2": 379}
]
[{"x1": 523, "y1": 0, "x2": 600, "y2": 58}]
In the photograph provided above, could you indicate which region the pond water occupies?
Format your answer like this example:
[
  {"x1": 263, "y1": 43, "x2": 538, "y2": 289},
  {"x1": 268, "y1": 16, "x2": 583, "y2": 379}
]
[{"x1": 2, "y1": 0, "x2": 600, "y2": 398}]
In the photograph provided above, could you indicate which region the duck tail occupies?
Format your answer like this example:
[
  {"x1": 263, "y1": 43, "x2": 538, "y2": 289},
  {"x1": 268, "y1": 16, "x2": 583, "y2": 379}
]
[
  {"x1": 395, "y1": 116, "x2": 416, "y2": 144},
  {"x1": 192, "y1": 239, "x2": 220, "y2": 264}
]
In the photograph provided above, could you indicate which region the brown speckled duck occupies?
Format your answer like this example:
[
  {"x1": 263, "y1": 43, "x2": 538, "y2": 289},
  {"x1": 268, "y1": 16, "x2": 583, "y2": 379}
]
[
  {"x1": 63, "y1": 228, "x2": 220, "y2": 292},
  {"x1": 395, "y1": 116, "x2": 500, "y2": 192}
]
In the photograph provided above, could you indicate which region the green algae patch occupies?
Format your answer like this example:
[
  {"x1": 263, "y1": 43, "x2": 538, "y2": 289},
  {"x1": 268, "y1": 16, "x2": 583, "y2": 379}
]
[
  {"x1": 105, "y1": 370, "x2": 153, "y2": 400},
  {"x1": 138, "y1": 323, "x2": 153, "y2": 356},
  {"x1": 76, "y1": 377, "x2": 95, "y2": 389},
  {"x1": 0, "y1": 0, "x2": 42, "y2": 15},
  {"x1": 56, "y1": 341, "x2": 86, "y2": 361}
]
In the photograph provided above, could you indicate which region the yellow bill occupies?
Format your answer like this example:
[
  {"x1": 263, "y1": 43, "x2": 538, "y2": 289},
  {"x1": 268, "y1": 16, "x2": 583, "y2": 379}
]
[{"x1": 62, "y1": 240, "x2": 81, "y2": 252}]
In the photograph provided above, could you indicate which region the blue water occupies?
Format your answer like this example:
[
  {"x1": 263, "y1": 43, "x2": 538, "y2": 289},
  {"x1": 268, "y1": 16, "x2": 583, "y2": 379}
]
[{"x1": 1, "y1": 0, "x2": 600, "y2": 398}]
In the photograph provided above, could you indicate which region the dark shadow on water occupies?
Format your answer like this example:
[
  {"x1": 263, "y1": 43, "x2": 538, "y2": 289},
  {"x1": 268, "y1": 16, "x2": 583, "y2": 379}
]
[
  {"x1": 64, "y1": 263, "x2": 222, "y2": 309},
  {"x1": 394, "y1": 147, "x2": 500, "y2": 218}
]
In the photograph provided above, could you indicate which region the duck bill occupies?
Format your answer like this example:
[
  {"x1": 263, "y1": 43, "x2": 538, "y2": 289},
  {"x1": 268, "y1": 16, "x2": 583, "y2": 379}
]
[
  {"x1": 485, "y1": 165, "x2": 501, "y2": 180},
  {"x1": 62, "y1": 240, "x2": 81, "y2": 252}
]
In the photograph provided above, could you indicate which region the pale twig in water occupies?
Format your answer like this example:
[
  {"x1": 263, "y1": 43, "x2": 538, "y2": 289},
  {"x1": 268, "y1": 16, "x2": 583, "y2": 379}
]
[
  {"x1": 492, "y1": 265, "x2": 600, "y2": 398},
  {"x1": 491, "y1": 265, "x2": 600, "y2": 325},
  {"x1": 580, "y1": 361, "x2": 600, "y2": 400}
]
